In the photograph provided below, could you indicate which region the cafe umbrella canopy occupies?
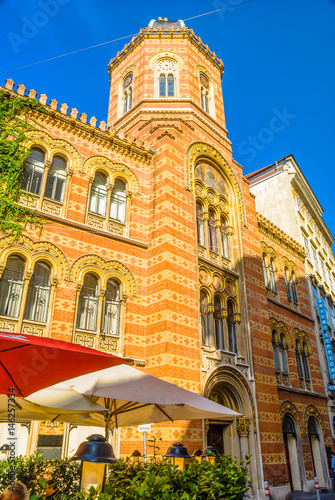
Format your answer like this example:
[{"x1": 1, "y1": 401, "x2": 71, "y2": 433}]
[
  {"x1": 60, "y1": 364, "x2": 240, "y2": 436},
  {"x1": 0, "y1": 332, "x2": 126, "y2": 397}
]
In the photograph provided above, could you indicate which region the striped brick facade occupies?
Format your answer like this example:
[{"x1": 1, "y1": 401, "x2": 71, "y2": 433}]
[{"x1": 0, "y1": 19, "x2": 332, "y2": 499}]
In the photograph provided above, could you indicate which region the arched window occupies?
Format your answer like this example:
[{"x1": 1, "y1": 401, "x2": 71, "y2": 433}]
[
  {"x1": 279, "y1": 333, "x2": 288, "y2": 374},
  {"x1": 22, "y1": 147, "x2": 45, "y2": 195},
  {"x1": 199, "y1": 73, "x2": 210, "y2": 113},
  {"x1": 272, "y1": 331, "x2": 280, "y2": 372},
  {"x1": 76, "y1": 274, "x2": 99, "y2": 332},
  {"x1": 157, "y1": 59, "x2": 177, "y2": 98},
  {"x1": 220, "y1": 217, "x2": 230, "y2": 260},
  {"x1": 285, "y1": 267, "x2": 291, "y2": 301},
  {"x1": 295, "y1": 340, "x2": 303, "y2": 378},
  {"x1": 89, "y1": 172, "x2": 108, "y2": 216},
  {"x1": 45, "y1": 156, "x2": 67, "y2": 202},
  {"x1": 291, "y1": 272, "x2": 298, "y2": 303},
  {"x1": 214, "y1": 295, "x2": 224, "y2": 350},
  {"x1": 103, "y1": 279, "x2": 120, "y2": 336},
  {"x1": 208, "y1": 209, "x2": 218, "y2": 253},
  {"x1": 110, "y1": 179, "x2": 126, "y2": 223},
  {"x1": 302, "y1": 342, "x2": 310, "y2": 380},
  {"x1": 200, "y1": 290, "x2": 210, "y2": 347},
  {"x1": 227, "y1": 300, "x2": 237, "y2": 353},
  {"x1": 196, "y1": 202, "x2": 205, "y2": 246},
  {"x1": 0, "y1": 255, "x2": 25, "y2": 318},
  {"x1": 262, "y1": 253, "x2": 269, "y2": 288},
  {"x1": 269, "y1": 258, "x2": 277, "y2": 292},
  {"x1": 122, "y1": 72, "x2": 133, "y2": 114},
  {"x1": 24, "y1": 262, "x2": 51, "y2": 323}
]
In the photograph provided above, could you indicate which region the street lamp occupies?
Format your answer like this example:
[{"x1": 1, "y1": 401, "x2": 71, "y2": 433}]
[
  {"x1": 131, "y1": 450, "x2": 142, "y2": 463},
  {"x1": 71, "y1": 434, "x2": 117, "y2": 494},
  {"x1": 164, "y1": 442, "x2": 191, "y2": 470},
  {"x1": 201, "y1": 446, "x2": 219, "y2": 463},
  {"x1": 192, "y1": 449, "x2": 203, "y2": 461}
]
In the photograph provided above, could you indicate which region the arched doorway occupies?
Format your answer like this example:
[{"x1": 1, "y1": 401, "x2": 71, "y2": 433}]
[
  {"x1": 204, "y1": 368, "x2": 259, "y2": 496},
  {"x1": 282, "y1": 415, "x2": 302, "y2": 491},
  {"x1": 308, "y1": 418, "x2": 326, "y2": 487}
]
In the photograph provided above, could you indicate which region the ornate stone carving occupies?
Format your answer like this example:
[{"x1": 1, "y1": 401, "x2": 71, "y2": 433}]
[
  {"x1": 70, "y1": 255, "x2": 136, "y2": 296},
  {"x1": 108, "y1": 221, "x2": 124, "y2": 236},
  {"x1": 237, "y1": 418, "x2": 250, "y2": 437},
  {"x1": 26, "y1": 130, "x2": 83, "y2": 172},
  {"x1": 75, "y1": 333, "x2": 95, "y2": 349},
  {"x1": 87, "y1": 214, "x2": 105, "y2": 229},
  {"x1": 83, "y1": 156, "x2": 140, "y2": 194},
  {"x1": 150, "y1": 51, "x2": 184, "y2": 70},
  {"x1": 42, "y1": 199, "x2": 62, "y2": 216},
  {"x1": 19, "y1": 193, "x2": 38, "y2": 209},
  {"x1": 187, "y1": 142, "x2": 246, "y2": 226},
  {"x1": 209, "y1": 251, "x2": 219, "y2": 264},
  {"x1": 0, "y1": 320, "x2": 16, "y2": 332},
  {"x1": 99, "y1": 336, "x2": 118, "y2": 352},
  {"x1": 22, "y1": 323, "x2": 45, "y2": 336}
]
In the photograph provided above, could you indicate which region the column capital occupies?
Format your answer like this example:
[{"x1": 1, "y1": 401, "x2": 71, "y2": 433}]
[{"x1": 237, "y1": 417, "x2": 250, "y2": 437}]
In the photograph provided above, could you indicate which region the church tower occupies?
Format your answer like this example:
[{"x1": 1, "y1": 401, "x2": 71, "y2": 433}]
[{"x1": 106, "y1": 19, "x2": 266, "y2": 496}]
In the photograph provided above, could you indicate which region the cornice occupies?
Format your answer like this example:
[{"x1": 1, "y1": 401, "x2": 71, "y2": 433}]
[
  {"x1": 198, "y1": 255, "x2": 239, "y2": 279},
  {"x1": 257, "y1": 213, "x2": 306, "y2": 261},
  {"x1": 108, "y1": 27, "x2": 224, "y2": 76},
  {"x1": 2, "y1": 85, "x2": 154, "y2": 165},
  {"x1": 37, "y1": 212, "x2": 148, "y2": 250},
  {"x1": 113, "y1": 100, "x2": 231, "y2": 149}
]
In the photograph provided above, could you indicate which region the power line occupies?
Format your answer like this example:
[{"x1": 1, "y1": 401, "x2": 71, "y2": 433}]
[
  {"x1": 183, "y1": 0, "x2": 255, "y2": 22},
  {"x1": 1, "y1": 0, "x2": 255, "y2": 76},
  {"x1": 0, "y1": 32, "x2": 138, "y2": 76}
]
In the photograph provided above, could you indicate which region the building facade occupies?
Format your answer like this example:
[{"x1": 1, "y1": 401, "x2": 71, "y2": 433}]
[
  {"x1": 247, "y1": 156, "x2": 335, "y2": 452},
  {"x1": 0, "y1": 19, "x2": 333, "y2": 499}
]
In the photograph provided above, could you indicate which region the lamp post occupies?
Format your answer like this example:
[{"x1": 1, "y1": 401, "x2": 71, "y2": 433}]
[
  {"x1": 131, "y1": 450, "x2": 142, "y2": 463},
  {"x1": 71, "y1": 434, "x2": 117, "y2": 494},
  {"x1": 164, "y1": 442, "x2": 191, "y2": 470},
  {"x1": 201, "y1": 446, "x2": 219, "y2": 463},
  {"x1": 192, "y1": 449, "x2": 203, "y2": 461}
]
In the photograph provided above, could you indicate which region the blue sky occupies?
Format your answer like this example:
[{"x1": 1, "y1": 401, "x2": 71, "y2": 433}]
[{"x1": 1, "y1": 0, "x2": 334, "y2": 241}]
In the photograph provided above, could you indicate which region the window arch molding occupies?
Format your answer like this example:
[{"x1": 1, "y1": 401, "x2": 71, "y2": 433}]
[
  {"x1": 280, "y1": 401, "x2": 303, "y2": 435},
  {"x1": 69, "y1": 254, "x2": 136, "y2": 297},
  {"x1": 196, "y1": 66, "x2": 216, "y2": 117},
  {"x1": 26, "y1": 130, "x2": 82, "y2": 173},
  {"x1": 0, "y1": 235, "x2": 68, "y2": 281},
  {"x1": 83, "y1": 156, "x2": 140, "y2": 193},
  {"x1": 303, "y1": 406, "x2": 325, "y2": 438},
  {"x1": 117, "y1": 65, "x2": 138, "y2": 119},
  {"x1": 150, "y1": 52, "x2": 183, "y2": 99},
  {"x1": 187, "y1": 143, "x2": 246, "y2": 226}
]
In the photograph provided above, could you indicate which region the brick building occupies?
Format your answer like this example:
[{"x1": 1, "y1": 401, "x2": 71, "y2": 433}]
[{"x1": 0, "y1": 18, "x2": 333, "y2": 499}]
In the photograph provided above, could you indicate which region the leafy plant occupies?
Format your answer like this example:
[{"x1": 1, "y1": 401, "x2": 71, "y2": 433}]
[
  {"x1": 0, "y1": 453, "x2": 250, "y2": 499},
  {"x1": 0, "y1": 454, "x2": 80, "y2": 496},
  {"x1": 0, "y1": 90, "x2": 46, "y2": 238}
]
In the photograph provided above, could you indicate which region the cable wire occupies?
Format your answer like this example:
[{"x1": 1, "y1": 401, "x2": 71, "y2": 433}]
[{"x1": 1, "y1": 0, "x2": 255, "y2": 75}]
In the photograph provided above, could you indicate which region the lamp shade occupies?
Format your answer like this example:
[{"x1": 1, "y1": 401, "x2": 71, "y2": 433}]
[
  {"x1": 201, "y1": 445, "x2": 219, "y2": 462},
  {"x1": 71, "y1": 434, "x2": 117, "y2": 464},
  {"x1": 164, "y1": 442, "x2": 191, "y2": 469},
  {"x1": 192, "y1": 449, "x2": 203, "y2": 461},
  {"x1": 0, "y1": 444, "x2": 10, "y2": 452}
]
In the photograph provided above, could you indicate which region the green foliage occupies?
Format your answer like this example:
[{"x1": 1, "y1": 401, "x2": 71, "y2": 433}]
[
  {"x1": 103, "y1": 454, "x2": 250, "y2": 499},
  {"x1": 0, "y1": 453, "x2": 250, "y2": 500},
  {"x1": 0, "y1": 90, "x2": 45, "y2": 238},
  {"x1": 0, "y1": 454, "x2": 80, "y2": 496}
]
